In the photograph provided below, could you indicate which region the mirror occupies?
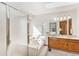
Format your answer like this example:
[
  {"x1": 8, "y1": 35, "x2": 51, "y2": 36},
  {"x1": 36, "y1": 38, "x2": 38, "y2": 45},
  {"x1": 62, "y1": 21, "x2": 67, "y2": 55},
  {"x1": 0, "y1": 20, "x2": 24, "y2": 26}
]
[
  {"x1": 59, "y1": 17, "x2": 72, "y2": 35},
  {"x1": 59, "y1": 20, "x2": 67, "y2": 35},
  {"x1": 49, "y1": 22, "x2": 57, "y2": 35},
  {"x1": 48, "y1": 17, "x2": 72, "y2": 36}
]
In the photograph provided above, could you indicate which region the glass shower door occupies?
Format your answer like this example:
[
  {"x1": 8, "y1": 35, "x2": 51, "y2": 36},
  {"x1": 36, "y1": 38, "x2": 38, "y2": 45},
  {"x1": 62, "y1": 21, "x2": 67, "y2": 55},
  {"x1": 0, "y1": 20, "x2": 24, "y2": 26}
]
[{"x1": 7, "y1": 7, "x2": 28, "y2": 56}]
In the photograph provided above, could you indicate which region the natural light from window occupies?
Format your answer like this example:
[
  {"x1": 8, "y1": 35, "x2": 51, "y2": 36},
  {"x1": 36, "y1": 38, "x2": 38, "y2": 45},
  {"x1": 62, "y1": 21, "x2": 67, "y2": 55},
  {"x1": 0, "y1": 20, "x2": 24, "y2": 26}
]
[{"x1": 33, "y1": 25, "x2": 41, "y2": 38}]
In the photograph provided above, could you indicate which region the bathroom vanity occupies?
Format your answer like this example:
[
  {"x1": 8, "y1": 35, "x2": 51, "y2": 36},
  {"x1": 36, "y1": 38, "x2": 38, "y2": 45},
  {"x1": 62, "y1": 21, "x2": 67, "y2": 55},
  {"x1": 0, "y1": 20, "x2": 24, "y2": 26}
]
[{"x1": 48, "y1": 36, "x2": 79, "y2": 52}]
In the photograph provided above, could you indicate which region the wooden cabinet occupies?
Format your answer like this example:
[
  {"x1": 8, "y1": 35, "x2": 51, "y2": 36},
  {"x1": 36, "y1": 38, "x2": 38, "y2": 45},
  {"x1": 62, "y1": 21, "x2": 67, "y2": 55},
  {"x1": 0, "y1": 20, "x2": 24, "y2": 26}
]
[
  {"x1": 48, "y1": 37, "x2": 79, "y2": 52},
  {"x1": 48, "y1": 37, "x2": 60, "y2": 49}
]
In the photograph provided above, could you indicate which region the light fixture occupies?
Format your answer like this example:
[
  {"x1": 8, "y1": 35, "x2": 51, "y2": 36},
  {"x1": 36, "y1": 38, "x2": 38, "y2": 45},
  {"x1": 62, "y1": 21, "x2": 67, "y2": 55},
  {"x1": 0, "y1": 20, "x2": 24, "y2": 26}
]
[
  {"x1": 53, "y1": 18, "x2": 56, "y2": 21},
  {"x1": 63, "y1": 17, "x2": 66, "y2": 20},
  {"x1": 60, "y1": 17, "x2": 63, "y2": 21},
  {"x1": 56, "y1": 17, "x2": 59, "y2": 21},
  {"x1": 67, "y1": 16, "x2": 71, "y2": 19}
]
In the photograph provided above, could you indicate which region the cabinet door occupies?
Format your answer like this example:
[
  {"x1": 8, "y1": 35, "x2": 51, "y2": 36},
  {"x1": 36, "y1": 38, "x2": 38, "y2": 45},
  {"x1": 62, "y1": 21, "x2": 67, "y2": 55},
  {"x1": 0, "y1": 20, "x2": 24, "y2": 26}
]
[
  {"x1": 59, "y1": 39, "x2": 68, "y2": 50},
  {"x1": 73, "y1": 42, "x2": 79, "y2": 52},
  {"x1": 68, "y1": 41, "x2": 76, "y2": 51},
  {"x1": 48, "y1": 38, "x2": 53, "y2": 48},
  {"x1": 68, "y1": 40, "x2": 79, "y2": 52},
  {"x1": 48, "y1": 37, "x2": 60, "y2": 48}
]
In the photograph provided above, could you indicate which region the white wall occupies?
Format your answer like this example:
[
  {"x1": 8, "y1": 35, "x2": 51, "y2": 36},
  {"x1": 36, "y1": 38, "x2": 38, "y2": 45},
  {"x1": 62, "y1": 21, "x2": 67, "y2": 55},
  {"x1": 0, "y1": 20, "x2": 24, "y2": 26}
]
[
  {"x1": 75, "y1": 8, "x2": 79, "y2": 37},
  {"x1": 32, "y1": 9, "x2": 77, "y2": 36},
  {"x1": 0, "y1": 3, "x2": 6, "y2": 56}
]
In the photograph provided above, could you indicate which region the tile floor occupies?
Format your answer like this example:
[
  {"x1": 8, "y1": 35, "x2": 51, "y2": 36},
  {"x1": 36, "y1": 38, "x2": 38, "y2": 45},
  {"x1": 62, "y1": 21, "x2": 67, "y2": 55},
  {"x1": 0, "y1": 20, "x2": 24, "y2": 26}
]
[{"x1": 47, "y1": 48, "x2": 79, "y2": 56}]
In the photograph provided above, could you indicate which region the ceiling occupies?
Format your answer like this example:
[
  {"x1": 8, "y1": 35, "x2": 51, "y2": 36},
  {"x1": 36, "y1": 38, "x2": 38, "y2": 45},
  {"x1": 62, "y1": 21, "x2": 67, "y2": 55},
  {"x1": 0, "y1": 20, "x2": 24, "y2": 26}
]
[{"x1": 5, "y1": 2, "x2": 78, "y2": 15}]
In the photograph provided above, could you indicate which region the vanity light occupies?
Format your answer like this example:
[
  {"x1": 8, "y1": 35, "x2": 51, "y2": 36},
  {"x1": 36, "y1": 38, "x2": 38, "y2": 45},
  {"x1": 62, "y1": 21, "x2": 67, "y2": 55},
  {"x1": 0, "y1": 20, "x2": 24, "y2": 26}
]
[
  {"x1": 60, "y1": 17, "x2": 63, "y2": 21},
  {"x1": 53, "y1": 18, "x2": 57, "y2": 21},
  {"x1": 56, "y1": 17, "x2": 59, "y2": 21},
  {"x1": 59, "y1": 28, "x2": 62, "y2": 31},
  {"x1": 67, "y1": 16, "x2": 71, "y2": 19},
  {"x1": 63, "y1": 17, "x2": 66, "y2": 20}
]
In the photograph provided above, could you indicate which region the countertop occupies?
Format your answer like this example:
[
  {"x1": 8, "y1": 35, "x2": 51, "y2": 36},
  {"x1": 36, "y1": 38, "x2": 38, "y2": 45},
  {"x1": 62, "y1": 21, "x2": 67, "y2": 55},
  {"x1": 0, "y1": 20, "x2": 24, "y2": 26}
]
[{"x1": 48, "y1": 35, "x2": 79, "y2": 40}]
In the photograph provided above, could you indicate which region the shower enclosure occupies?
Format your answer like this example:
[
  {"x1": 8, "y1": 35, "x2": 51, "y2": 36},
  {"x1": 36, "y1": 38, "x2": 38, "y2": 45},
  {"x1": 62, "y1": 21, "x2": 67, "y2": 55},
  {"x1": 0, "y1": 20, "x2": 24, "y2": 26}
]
[
  {"x1": 0, "y1": 2, "x2": 48, "y2": 56},
  {"x1": 0, "y1": 2, "x2": 28, "y2": 56}
]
